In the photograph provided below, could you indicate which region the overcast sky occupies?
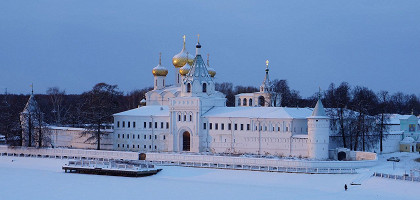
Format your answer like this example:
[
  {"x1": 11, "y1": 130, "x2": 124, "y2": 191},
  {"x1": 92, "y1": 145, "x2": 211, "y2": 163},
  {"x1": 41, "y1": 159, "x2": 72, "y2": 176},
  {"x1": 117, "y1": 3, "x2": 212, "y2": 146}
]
[{"x1": 0, "y1": 0, "x2": 419, "y2": 97}]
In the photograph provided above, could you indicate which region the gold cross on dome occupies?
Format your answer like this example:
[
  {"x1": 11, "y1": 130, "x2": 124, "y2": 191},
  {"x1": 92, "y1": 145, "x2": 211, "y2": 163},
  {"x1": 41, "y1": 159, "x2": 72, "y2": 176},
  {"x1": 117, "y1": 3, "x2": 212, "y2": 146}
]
[
  {"x1": 266, "y1": 60, "x2": 269, "y2": 68},
  {"x1": 197, "y1": 34, "x2": 200, "y2": 43}
]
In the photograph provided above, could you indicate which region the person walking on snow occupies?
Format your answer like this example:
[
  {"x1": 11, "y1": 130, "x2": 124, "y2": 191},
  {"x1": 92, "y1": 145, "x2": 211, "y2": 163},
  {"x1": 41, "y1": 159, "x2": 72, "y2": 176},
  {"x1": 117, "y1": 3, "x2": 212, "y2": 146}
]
[{"x1": 344, "y1": 184, "x2": 348, "y2": 191}]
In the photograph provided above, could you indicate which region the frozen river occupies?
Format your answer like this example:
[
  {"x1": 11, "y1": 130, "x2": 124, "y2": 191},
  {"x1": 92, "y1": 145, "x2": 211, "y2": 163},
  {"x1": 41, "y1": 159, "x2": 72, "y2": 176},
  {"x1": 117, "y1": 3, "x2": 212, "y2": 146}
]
[{"x1": 0, "y1": 153, "x2": 419, "y2": 200}]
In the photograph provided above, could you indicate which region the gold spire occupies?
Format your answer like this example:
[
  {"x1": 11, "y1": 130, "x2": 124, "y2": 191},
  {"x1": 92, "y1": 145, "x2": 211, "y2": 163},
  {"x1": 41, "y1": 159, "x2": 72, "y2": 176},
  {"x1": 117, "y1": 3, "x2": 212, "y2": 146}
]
[
  {"x1": 182, "y1": 35, "x2": 186, "y2": 49},
  {"x1": 197, "y1": 34, "x2": 200, "y2": 43},
  {"x1": 266, "y1": 60, "x2": 269, "y2": 68},
  {"x1": 159, "y1": 52, "x2": 162, "y2": 65},
  {"x1": 172, "y1": 35, "x2": 188, "y2": 68}
]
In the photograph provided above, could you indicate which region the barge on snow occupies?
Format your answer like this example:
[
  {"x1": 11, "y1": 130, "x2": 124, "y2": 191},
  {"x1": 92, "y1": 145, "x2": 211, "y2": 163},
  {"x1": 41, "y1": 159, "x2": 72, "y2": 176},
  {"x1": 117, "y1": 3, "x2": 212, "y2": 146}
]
[{"x1": 62, "y1": 160, "x2": 162, "y2": 177}]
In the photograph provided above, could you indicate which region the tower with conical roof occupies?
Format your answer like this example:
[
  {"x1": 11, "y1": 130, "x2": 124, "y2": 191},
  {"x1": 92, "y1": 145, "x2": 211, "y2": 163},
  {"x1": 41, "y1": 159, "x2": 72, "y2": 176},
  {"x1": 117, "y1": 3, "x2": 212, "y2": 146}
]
[
  {"x1": 20, "y1": 90, "x2": 42, "y2": 147},
  {"x1": 180, "y1": 35, "x2": 215, "y2": 97},
  {"x1": 307, "y1": 92, "x2": 330, "y2": 160},
  {"x1": 152, "y1": 52, "x2": 168, "y2": 90},
  {"x1": 260, "y1": 60, "x2": 271, "y2": 93}
]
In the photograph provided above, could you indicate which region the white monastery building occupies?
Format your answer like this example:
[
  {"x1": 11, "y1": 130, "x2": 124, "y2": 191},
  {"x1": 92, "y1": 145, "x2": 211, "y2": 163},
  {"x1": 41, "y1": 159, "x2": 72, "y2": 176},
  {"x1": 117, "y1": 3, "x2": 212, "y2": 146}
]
[{"x1": 113, "y1": 37, "x2": 330, "y2": 160}]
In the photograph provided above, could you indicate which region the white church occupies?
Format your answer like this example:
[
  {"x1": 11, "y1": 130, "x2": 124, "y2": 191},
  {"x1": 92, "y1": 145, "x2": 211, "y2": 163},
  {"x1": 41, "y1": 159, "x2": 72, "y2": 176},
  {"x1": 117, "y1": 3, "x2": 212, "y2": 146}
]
[{"x1": 113, "y1": 36, "x2": 331, "y2": 160}]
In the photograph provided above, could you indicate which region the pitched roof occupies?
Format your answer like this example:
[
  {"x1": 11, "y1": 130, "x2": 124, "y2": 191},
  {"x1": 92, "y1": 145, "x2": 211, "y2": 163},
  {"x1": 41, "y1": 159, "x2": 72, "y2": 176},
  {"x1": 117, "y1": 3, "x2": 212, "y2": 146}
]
[
  {"x1": 113, "y1": 106, "x2": 169, "y2": 117},
  {"x1": 203, "y1": 107, "x2": 313, "y2": 119},
  {"x1": 310, "y1": 99, "x2": 327, "y2": 117}
]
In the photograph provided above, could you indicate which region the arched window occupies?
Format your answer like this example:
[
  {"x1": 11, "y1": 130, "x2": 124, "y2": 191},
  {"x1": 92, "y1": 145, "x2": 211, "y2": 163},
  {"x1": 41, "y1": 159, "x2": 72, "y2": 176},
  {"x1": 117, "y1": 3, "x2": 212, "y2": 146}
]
[
  {"x1": 243, "y1": 98, "x2": 247, "y2": 106},
  {"x1": 258, "y1": 96, "x2": 265, "y2": 106},
  {"x1": 202, "y1": 83, "x2": 207, "y2": 93},
  {"x1": 189, "y1": 114, "x2": 192, "y2": 121},
  {"x1": 238, "y1": 99, "x2": 241, "y2": 106},
  {"x1": 249, "y1": 99, "x2": 253, "y2": 106},
  {"x1": 187, "y1": 83, "x2": 191, "y2": 93}
]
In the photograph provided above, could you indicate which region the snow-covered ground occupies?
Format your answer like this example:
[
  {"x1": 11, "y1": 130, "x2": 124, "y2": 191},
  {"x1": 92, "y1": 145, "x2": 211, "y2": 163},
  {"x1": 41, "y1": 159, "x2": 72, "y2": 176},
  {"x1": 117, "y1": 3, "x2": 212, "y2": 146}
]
[{"x1": 0, "y1": 152, "x2": 419, "y2": 200}]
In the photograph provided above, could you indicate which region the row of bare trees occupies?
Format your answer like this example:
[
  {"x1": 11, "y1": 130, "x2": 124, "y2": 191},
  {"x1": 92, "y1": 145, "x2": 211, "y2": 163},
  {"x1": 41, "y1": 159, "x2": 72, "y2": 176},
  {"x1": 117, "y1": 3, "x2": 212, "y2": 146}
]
[{"x1": 0, "y1": 80, "x2": 418, "y2": 151}]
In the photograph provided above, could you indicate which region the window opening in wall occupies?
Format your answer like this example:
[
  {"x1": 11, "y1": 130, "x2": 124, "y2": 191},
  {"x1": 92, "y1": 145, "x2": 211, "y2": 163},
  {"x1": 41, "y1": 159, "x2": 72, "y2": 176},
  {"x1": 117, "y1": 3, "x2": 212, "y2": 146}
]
[
  {"x1": 138, "y1": 135, "x2": 140, "y2": 139},
  {"x1": 249, "y1": 99, "x2": 253, "y2": 106},
  {"x1": 133, "y1": 134, "x2": 135, "y2": 139},
  {"x1": 221, "y1": 123, "x2": 224, "y2": 130},
  {"x1": 203, "y1": 123, "x2": 207, "y2": 130},
  {"x1": 118, "y1": 144, "x2": 120, "y2": 147},
  {"x1": 127, "y1": 134, "x2": 129, "y2": 139},
  {"x1": 149, "y1": 135, "x2": 151, "y2": 139},
  {"x1": 155, "y1": 122, "x2": 157, "y2": 128},
  {"x1": 234, "y1": 124, "x2": 238, "y2": 130},
  {"x1": 122, "y1": 134, "x2": 124, "y2": 139},
  {"x1": 247, "y1": 124, "x2": 250, "y2": 130},
  {"x1": 137, "y1": 145, "x2": 140, "y2": 148},
  {"x1": 144, "y1": 122, "x2": 146, "y2": 128},
  {"x1": 144, "y1": 145, "x2": 146, "y2": 149},
  {"x1": 184, "y1": 115, "x2": 186, "y2": 121},
  {"x1": 155, "y1": 145, "x2": 157, "y2": 150},
  {"x1": 122, "y1": 121, "x2": 125, "y2": 128},
  {"x1": 240, "y1": 124, "x2": 244, "y2": 131},
  {"x1": 161, "y1": 122, "x2": 164, "y2": 129},
  {"x1": 133, "y1": 145, "x2": 135, "y2": 148},
  {"x1": 128, "y1": 122, "x2": 130, "y2": 128},
  {"x1": 166, "y1": 122, "x2": 169, "y2": 129},
  {"x1": 127, "y1": 145, "x2": 129, "y2": 148},
  {"x1": 178, "y1": 114, "x2": 181, "y2": 121},
  {"x1": 228, "y1": 123, "x2": 232, "y2": 130},
  {"x1": 258, "y1": 96, "x2": 265, "y2": 106},
  {"x1": 149, "y1": 145, "x2": 151, "y2": 149},
  {"x1": 149, "y1": 122, "x2": 152, "y2": 128},
  {"x1": 187, "y1": 83, "x2": 191, "y2": 93},
  {"x1": 189, "y1": 114, "x2": 192, "y2": 121},
  {"x1": 155, "y1": 135, "x2": 157, "y2": 139},
  {"x1": 144, "y1": 135, "x2": 146, "y2": 139},
  {"x1": 238, "y1": 99, "x2": 241, "y2": 106},
  {"x1": 122, "y1": 144, "x2": 124, "y2": 148},
  {"x1": 243, "y1": 98, "x2": 247, "y2": 106},
  {"x1": 210, "y1": 123, "x2": 213, "y2": 130},
  {"x1": 163, "y1": 135, "x2": 166, "y2": 140},
  {"x1": 202, "y1": 83, "x2": 207, "y2": 93},
  {"x1": 133, "y1": 122, "x2": 136, "y2": 128},
  {"x1": 215, "y1": 123, "x2": 218, "y2": 130},
  {"x1": 117, "y1": 121, "x2": 120, "y2": 128},
  {"x1": 118, "y1": 134, "x2": 120, "y2": 138}
]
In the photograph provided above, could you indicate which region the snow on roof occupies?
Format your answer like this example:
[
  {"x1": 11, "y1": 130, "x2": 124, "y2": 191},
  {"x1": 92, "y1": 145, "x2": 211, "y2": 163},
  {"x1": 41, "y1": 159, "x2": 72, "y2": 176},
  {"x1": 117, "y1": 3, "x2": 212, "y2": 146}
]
[
  {"x1": 47, "y1": 126, "x2": 113, "y2": 132},
  {"x1": 292, "y1": 134, "x2": 308, "y2": 139},
  {"x1": 388, "y1": 114, "x2": 417, "y2": 124},
  {"x1": 400, "y1": 136, "x2": 415, "y2": 144},
  {"x1": 235, "y1": 93, "x2": 254, "y2": 97},
  {"x1": 311, "y1": 99, "x2": 327, "y2": 117},
  {"x1": 114, "y1": 106, "x2": 169, "y2": 117},
  {"x1": 203, "y1": 107, "x2": 313, "y2": 119}
]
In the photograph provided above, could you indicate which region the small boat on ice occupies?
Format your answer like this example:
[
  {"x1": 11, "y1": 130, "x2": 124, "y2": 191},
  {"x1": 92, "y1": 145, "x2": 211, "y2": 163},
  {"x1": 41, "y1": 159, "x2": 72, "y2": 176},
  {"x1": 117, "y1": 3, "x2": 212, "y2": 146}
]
[{"x1": 62, "y1": 160, "x2": 162, "y2": 177}]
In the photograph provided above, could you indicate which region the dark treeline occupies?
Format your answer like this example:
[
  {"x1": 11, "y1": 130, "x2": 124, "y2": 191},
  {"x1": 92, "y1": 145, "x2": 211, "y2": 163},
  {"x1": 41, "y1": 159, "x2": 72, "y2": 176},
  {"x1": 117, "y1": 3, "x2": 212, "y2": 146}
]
[{"x1": 0, "y1": 81, "x2": 419, "y2": 149}]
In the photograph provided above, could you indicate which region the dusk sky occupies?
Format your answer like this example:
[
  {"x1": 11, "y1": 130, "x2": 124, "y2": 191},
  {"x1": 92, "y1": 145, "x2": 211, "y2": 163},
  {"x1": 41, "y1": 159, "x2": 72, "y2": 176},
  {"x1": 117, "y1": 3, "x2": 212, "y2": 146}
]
[{"x1": 0, "y1": 0, "x2": 419, "y2": 97}]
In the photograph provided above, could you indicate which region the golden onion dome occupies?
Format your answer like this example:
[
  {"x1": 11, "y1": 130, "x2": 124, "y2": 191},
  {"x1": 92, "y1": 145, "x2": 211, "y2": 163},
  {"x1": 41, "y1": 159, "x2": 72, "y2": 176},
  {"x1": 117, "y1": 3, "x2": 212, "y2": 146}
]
[
  {"x1": 152, "y1": 65, "x2": 168, "y2": 76},
  {"x1": 207, "y1": 67, "x2": 216, "y2": 77},
  {"x1": 187, "y1": 53, "x2": 194, "y2": 66},
  {"x1": 179, "y1": 63, "x2": 191, "y2": 76},
  {"x1": 152, "y1": 53, "x2": 168, "y2": 76},
  {"x1": 206, "y1": 53, "x2": 216, "y2": 77},
  {"x1": 172, "y1": 35, "x2": 188, "y2": 68}
]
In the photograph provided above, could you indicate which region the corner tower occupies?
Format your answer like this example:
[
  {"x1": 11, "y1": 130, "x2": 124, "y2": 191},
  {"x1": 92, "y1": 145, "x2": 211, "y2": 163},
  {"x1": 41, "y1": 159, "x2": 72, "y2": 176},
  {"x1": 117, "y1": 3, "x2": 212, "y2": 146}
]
[{"x1": 307, "y1": 95, "x2": 330, "y2": 160}]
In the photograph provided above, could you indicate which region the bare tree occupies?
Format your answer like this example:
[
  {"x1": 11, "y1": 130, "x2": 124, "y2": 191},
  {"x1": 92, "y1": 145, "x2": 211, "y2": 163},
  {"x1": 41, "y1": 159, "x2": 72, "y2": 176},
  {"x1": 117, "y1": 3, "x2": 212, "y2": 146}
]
[
  {"x1": 81, "y1": 83, "x2": 122, "y2": 150},
  {"x1": 46, "y1": 87, "x2": 66, "y2": 125}
]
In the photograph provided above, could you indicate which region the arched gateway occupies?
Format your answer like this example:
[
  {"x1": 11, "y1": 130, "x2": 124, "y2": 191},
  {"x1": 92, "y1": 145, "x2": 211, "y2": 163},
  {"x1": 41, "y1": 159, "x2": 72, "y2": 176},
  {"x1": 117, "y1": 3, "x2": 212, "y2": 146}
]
[{"x1": 182, "y1": 131, "x2": 190, "y2": 151}]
